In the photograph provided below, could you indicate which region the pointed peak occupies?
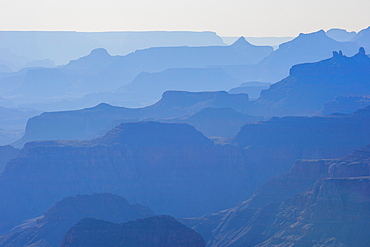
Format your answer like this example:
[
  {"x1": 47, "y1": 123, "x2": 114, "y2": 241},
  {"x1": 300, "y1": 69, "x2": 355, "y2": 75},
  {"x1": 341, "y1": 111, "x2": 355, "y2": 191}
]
[{"x1": 230, "y1": 36, "x2": 252, "y2": 47}]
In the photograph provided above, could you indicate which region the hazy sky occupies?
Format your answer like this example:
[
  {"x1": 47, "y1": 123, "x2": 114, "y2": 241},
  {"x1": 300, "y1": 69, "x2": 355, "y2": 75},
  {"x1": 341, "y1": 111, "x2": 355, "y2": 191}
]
[{"x1": 1, "y1": 0, "x2": 370, "y2": 37}]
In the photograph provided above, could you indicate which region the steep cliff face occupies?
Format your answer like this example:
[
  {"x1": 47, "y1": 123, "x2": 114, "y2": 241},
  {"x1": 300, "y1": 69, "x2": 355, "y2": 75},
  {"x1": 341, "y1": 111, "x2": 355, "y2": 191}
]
[
  {"x1": 61, "y1": 215, "x2": 205, "y2": 247},
  {"x1": 254, "y1": 47, "x2": 370, "y2": 116},
  {"x1": 0, "y1": 145, "x2": 19, "y2": 172},
  {"x1": 189, "y1": 145, "x2": 370, "y2": 246},
  {"x1": 0, "y1": 193, "x2": 154, "y2": 247},
  {"x1": 233, "y1": 106, "x2": 370, "y2": 179},
  {"x1": 0, "y1": 122, "x2": 250, "y2": 233},
  {"x1": 257, "y1": 177, "x2": 370, "y2": 247},
  {"x1": 321, "y1": 96, "x2": 370, "y2": 115}
]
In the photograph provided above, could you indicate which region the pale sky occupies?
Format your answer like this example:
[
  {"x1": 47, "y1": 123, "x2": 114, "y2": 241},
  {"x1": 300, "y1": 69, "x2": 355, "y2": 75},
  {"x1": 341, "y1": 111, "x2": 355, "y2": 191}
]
[{"x1": 1, "y1": 0, "x2": 370, "y2": 37}]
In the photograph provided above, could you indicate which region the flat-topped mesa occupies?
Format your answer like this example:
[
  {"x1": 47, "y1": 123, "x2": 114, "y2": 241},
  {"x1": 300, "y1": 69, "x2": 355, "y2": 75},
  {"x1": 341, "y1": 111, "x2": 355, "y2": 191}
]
[
  {"x1": 19, "y1": 121, "x2": 214, "y2": 150},
  {"x1": 97, "y1": 121, "x2": 214, "y2": 147},
  {"x1": 155, "y1": 91, "x2": 249, "y2": 114},
  {"x1": 289, "y1": 47, "x2": 370, "y2": 77}
]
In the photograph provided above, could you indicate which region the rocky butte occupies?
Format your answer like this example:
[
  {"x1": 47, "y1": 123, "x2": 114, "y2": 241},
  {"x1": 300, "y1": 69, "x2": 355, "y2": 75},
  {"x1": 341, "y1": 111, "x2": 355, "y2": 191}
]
[{"x1": 253, "y1": 47, "x2": 370, "y2": 116}]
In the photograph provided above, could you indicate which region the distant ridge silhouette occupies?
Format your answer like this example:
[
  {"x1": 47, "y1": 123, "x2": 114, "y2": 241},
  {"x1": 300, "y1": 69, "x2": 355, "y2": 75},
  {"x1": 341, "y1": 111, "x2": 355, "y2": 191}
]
[{"x1": 252, "y1": 47, "x2": 370, "y2": 116}]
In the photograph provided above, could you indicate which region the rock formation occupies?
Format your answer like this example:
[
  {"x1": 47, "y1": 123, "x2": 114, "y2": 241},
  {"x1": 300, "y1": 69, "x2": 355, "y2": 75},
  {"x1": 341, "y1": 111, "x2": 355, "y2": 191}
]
[
  {"x1": 2, "y1": 37, "x2": 271, "y2": 109},
  {"x1": 15, "y1": 91, "x2": 250, "y2": 146},
  {"x1": 0, "y1": 122, "x2": 250, "y2": 233},
  {"x1": 253, "y1": 47, "x2": 370, "y2": 116},
  {"x1": 233, "y1": 106, "x2": 370, "y2": 180},
  {"x1": 224, "y1": 30, "x2": 360, "y2": 83},
  {"x1": 61, "y1": 215, "x2": 205, "y2": 247},
  {"x1": 188, "y1": 145, "x2": 370, "y2": 246},
  {"x1": 321, "y1": 95, "x2": 370, "y2": 115}
]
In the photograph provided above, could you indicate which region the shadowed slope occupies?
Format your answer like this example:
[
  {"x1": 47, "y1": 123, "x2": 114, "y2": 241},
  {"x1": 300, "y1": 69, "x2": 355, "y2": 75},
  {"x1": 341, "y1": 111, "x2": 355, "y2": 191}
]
[
  {"x1": 61, "y1": 216, "x2": 205, "y2": 247},
  {"x1": 0, "y1": 193, "x2": 154, "y2": 247}
]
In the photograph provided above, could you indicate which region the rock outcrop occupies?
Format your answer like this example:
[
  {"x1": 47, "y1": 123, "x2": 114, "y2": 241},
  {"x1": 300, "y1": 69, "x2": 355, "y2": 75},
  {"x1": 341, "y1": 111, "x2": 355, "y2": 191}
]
[
  {"x1": 61, "y1": 215, "x2": 205, "y2": 247},
  {"x1": 253, "y1": 47, "x2": 370, "y2": 116},
  {"x1": 232, "y1": 106, "x2": 370, "y2": 181},
  {"x1": 257, "y1": 30, "x2": 359, "y2": 82}
]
